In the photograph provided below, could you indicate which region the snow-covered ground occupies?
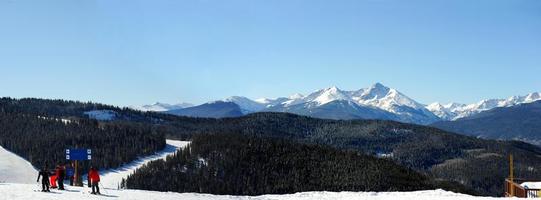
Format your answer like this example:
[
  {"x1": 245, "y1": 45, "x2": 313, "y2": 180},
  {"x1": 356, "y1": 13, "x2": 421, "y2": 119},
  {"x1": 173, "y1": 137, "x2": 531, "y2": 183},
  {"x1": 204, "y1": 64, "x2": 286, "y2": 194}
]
[
  {"x1": 0, "y1": 145, "x2": 38, "y2": 184},
  {"x1": 99, "y1": 140, "x2": 190, "y2": 189},
  {"x1": 0, "y1": 184, "x2": 507, "y2": 200},
  {"x1": 522, "y1": 182, "x2": 541, "y2": 190}
]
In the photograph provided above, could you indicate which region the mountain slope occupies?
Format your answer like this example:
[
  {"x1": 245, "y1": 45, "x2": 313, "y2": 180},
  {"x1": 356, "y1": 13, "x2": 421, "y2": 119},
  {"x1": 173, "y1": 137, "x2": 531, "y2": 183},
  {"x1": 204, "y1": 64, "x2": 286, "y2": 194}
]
[
  {"x1": 349, "y1": 83, "x2": 440, "y2": 124},
  {"x1": 0, "y1": 145, "x2": 37, "y2": 184},
  {"x1": 224, "y1": 96, "x2": 266, "y2": 113},
  {"x1": 167, "y1": 101, "x2": 243, "y2": 118},
  {"x1": 266, "y1": 100, "x2": 399, "y2": 121},
  {"x1": 432, "y1": 100, "x2": 541, "y2": 145}
]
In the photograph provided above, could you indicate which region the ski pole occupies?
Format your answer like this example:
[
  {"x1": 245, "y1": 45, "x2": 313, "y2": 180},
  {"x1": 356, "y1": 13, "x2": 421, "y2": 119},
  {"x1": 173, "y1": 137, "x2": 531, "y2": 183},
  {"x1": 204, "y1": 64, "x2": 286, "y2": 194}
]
[{"x1": 99, "y1": 182, "x2": 107, "y2": 195}]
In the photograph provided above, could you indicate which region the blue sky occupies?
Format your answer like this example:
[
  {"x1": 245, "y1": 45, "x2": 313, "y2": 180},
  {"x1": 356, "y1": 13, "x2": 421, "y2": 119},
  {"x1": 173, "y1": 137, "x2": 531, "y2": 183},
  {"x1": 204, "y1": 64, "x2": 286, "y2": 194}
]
[{"x1": 0, "y1": 0, "x2": 540, "y2": 106}]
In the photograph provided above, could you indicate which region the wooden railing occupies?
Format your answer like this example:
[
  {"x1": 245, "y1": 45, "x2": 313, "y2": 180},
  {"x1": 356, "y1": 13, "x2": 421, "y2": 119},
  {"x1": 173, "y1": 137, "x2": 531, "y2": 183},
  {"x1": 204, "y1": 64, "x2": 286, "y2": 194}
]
[{"x1": 505, "y1": 178, "x2": 541, "y2": 198}]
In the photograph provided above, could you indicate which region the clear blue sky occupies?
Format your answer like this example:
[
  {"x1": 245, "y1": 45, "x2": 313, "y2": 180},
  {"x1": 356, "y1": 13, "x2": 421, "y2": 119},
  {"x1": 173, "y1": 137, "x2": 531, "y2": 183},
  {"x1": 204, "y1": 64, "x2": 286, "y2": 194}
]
[{"x1": 0, "y1": 0, "x2": 540, "y2": 106}]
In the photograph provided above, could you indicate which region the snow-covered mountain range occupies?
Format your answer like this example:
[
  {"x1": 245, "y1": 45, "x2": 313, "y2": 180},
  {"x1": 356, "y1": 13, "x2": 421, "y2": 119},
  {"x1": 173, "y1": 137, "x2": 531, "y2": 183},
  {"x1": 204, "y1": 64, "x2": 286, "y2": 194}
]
[
  {"x1": 139, "y1": 83, "x2": 540, "y2": 125},
  {"x1": 427, "y1": 92, "x2": 541, "y2": 120}
]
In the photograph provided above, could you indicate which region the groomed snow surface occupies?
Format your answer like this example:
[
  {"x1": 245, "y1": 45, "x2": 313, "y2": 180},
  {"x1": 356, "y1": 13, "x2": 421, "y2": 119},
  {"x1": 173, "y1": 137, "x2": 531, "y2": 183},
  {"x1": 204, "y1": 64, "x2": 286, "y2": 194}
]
[
  {"x1": 99, "y1": 140, "x2": 190, "y2": 189},
  {"x1": 0, "y1": 145, "x2": 38, "y2": 184},
  {"x1": 0, "y1": 184, "x2": 505, "y2": 200}
]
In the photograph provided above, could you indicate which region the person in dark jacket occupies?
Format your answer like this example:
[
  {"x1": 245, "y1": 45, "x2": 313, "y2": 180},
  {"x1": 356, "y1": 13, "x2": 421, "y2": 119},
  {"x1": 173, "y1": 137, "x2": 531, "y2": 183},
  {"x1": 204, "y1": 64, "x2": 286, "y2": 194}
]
[
  {"x1": 56, "y1": 165, "x2": 65, "y2": 190},
  {"x1": 88, "y1": 167, "x2": 100, "y2": 195},
  {"x1": 37, "y1": 166, "x2": 51, "y2": 192}
]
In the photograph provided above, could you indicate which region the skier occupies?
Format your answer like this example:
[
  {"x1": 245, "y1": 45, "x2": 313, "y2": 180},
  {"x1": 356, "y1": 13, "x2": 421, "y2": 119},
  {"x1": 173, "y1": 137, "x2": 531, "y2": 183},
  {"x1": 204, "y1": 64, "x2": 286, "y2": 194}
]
[
  {"x1": 88, "y1": 167, "x2": 101, "y2": 195},
  {"x1": 36, "y1": 166, "x2": 51, "y2": 192},
  {"x1": 56, "y1": 164, "x2": 65, "y2": 190}
]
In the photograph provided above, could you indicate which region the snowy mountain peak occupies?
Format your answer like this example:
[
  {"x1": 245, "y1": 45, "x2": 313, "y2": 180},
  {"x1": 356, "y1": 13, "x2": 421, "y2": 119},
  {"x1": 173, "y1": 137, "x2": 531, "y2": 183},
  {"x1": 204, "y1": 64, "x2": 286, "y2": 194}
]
[
  {"x1": 444, "y1": 103, "x2": 466, "y2": 110},
  {"x1": 137, "y1": 102, "x2": 193, "y2": 112},
  {"x1": 310, "y1": 86, "x2": 352, "y2": 106},
  {"x1": 427, "y1": 102, "x2": 444, "y2": 110},
  {"x1": 524, "y1": 92, "x2": 541, "y2": 102},
  {"x1": 223, "y1": 96, "x2": 266, "y2": 113},
  {"x1": 361, "y1": 83, "x2": 391, "y2": 100},
  {"x1": 426, "y1": 102, "x2": 462, "y2": 120},
  {"x1": 372, "y1": 82, "x2": 388, "y2": 89}
]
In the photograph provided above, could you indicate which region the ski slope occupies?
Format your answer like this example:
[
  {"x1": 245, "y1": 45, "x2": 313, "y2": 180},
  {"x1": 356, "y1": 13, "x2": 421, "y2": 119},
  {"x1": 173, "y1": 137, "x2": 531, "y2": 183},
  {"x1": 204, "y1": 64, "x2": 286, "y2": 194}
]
[
  {"x1": 99, "y1": 140, "x2": 190, "y2": 189},
  {"x1": 0, "y1": 141, "x2": 508, "y2": 199},
  {"x1": 0, "y1": 140, "x2": 188, "y2": 187},
  {"x1": 0, "y1": 145, "x2": 38, "y2": 184},
  {"x1": 0, "y1": 184, "x2": 505, "y2": 200}
]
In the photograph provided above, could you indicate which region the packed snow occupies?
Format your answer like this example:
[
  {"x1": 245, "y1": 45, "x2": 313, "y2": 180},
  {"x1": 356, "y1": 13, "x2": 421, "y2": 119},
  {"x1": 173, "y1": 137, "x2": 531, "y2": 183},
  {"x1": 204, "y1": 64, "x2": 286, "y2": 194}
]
[
  {"x1": 521, "y1": 182, "x2": 541, "y2": 190},
  {"x1": 0, "y1": 184, "x2": 508, "y2": 200},
  {"x1": 99, "y1": 140, "x2": 190, "y2": 189},
  {"x1": 0, "y1": 145, "x2": 38, "y2": 184}
]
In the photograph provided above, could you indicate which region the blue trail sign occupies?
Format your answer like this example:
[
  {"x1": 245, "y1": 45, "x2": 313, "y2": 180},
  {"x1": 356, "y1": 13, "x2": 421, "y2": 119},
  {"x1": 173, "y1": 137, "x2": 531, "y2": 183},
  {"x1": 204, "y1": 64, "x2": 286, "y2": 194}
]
[{"x1": 66, "y1": 149, "x2": 92, "y2": 160}]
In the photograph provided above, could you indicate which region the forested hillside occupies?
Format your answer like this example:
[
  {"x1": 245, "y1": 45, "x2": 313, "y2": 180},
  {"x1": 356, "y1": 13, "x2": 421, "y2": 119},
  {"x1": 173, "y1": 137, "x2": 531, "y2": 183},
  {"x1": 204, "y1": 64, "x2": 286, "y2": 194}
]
[
  {"x1": 0, "y1": 111, "x2": 165, "y2": 170},
  {"x1": 161, "y1": 113, "x2": 541, "y2": 196},
  {"x1": 0, "y1": 97, "x2": 183, "y2": 124},
  {"x1": 123, "y1": 133, "x2": 472, "y2": 195}
]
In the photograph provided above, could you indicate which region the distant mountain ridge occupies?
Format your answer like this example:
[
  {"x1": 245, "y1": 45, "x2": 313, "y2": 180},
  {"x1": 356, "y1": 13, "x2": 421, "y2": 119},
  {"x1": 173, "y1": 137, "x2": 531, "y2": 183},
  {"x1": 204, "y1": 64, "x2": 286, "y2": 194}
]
[
  {"x1": 140, "y1": 83, "x2": 540, "y2": 125},
  {"x1": 427, "y1": 92, "x2": 541, "y2": 120},
  {"x1": 158, "y1": 83, "x2": 440, "y2": 124}
]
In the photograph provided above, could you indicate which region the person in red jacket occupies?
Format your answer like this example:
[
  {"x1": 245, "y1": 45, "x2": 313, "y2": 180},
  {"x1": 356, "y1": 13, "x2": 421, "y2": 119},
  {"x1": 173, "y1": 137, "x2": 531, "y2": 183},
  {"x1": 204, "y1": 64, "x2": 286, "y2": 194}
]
[
  {"x1": 88, "y1": 167, "x2": 100, "y2": 195},
  {"x1": 55, "y1": 165, "x2": 65, "y2": 190}
]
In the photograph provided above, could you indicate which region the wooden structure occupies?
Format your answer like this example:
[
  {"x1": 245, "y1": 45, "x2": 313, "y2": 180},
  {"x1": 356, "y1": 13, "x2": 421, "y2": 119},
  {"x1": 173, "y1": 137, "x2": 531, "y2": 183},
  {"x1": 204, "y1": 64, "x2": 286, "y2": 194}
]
[
  {"x1": 505, "y1": 178, "x2": 541, "y2": 198},
  {"x1": 505, "y1": 154, "x2": 541, "y2": 198}
]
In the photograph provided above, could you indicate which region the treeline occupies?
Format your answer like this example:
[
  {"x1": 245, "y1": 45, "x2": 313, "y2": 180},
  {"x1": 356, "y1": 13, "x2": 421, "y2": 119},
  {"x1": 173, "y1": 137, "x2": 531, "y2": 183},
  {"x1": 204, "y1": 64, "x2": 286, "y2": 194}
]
[
  {"x1": 123, "y1": 133, "x2": 472, "y2": 195},
  {"x1": 0, "y1": 111, "x2": 165, "y2": 170}
]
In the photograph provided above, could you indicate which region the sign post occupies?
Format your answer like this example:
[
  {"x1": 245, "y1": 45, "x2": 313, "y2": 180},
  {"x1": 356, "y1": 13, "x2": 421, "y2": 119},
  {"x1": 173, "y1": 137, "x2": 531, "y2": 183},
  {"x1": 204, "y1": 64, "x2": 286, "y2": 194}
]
[{"x1": 66, "y1": 148, "x2": 92, "y2": 187}]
